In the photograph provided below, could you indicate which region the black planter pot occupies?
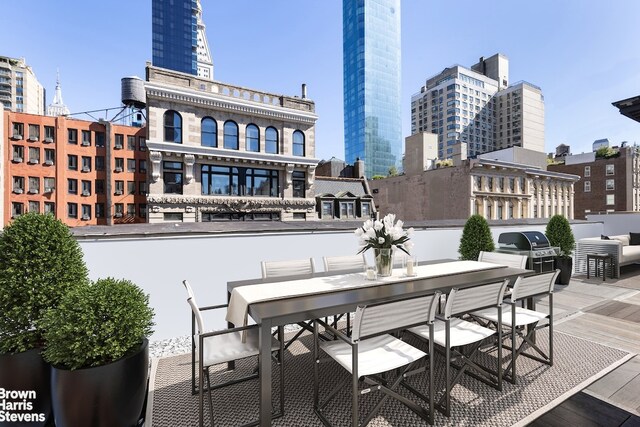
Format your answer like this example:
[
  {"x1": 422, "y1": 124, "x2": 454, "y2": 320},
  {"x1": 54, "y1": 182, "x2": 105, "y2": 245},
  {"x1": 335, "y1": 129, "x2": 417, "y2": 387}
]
[
  {"x1": 0, "y1": 348, "x2": 51, "y2": 427},
  {"x1": 555, "y1": 257, "x2": 573, "y2": 285},
  {"x1": 50, "y1": 339, "x2": 149, "y2": 427}
]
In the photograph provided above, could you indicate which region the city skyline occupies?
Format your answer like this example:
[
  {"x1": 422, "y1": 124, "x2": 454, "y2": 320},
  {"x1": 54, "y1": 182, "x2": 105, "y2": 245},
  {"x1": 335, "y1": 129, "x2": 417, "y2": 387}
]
[{"x1": 1, "y1": 1, "x2": 639, "y2": 165}]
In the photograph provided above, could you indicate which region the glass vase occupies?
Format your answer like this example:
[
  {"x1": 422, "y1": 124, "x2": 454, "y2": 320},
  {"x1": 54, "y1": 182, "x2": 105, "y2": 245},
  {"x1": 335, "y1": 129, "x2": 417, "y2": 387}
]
[{"x1": 374, "y1": 248, "x2": 393, "y2": 277}]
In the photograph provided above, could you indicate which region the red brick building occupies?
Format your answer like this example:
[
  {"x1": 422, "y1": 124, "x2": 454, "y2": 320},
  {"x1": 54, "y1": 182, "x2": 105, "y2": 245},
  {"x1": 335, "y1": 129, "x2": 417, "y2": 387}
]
[{"x1": 3, "y1": 111, "x2": 148, "y2": 227}]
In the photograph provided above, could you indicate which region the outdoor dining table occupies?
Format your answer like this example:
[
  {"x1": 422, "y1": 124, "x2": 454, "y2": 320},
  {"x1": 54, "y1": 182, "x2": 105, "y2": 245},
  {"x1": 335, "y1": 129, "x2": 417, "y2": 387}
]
[{"x1": 226, "y1": 258, "x2": 532, "y2": 426}]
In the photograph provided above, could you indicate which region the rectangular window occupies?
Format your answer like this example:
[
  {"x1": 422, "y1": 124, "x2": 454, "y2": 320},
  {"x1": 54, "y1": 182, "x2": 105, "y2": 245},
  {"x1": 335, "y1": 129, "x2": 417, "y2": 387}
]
[
  {"x1": 139, "y1": 203, "x2": 147, "y2": 219},
  {"x1": 127, "y1": 203, "x2": 135, "y2": 216},
  {"x1": 115, "y1": 180, "x2": 124, "y2": 195},
  {"x1": 127, "y1": 181, "x2": 136, "y2": 194},
  {"x1": 606, "y1": 164, "x2": 615, "y2": 175},
  {"x1": 163, "y1": 213, "x2": 183, "y2": 222},
  {"x1": 115, "y1": 158, "x2": 124, "y2": 172},
  {"x1": 95, "y1": 203, "x2": 105, "y2": 218},
  {"x1": 95, "y1": 132, "x2": 105, "y2": 147},
  {"x1": 114, "y1": 203, "x2": 124, "y2": 217},
  {"x1": 12, "y1": 145, "x2": 24, "y2": 162},
  {"x1": 139, "y1": 181, "x2": 148, "y2": 195},
  {"x1": 44, "y1": 177, "x2": 55, "y2": 193},
  {"x1": 68, "y1": 179, "x2": 78, "y2": 194},
  {"x1": 68, "y1": 128, "x2": 78, "y2": 144},
  {"x1": 81, "y1": 130, "x2": 91, "y2": 146},
  {"x1": 584, "y1": 181, "x2": 591, "y2": 192},
  {"x1": 127, "y1": 159, "x2": 136, "y2": 172},
  {"x1": 321, "y1": 201, "x2": 333, "y2": 218},
  {"x1": 139, "y1": 137, "x2": 147, "y2": 151},
  {"x1": 292, "y1": 171, "x2": 305, "y2": 198},
  {"x1": 340, "y1": 202, "x2": 355, "y2": 218},
  {"x1": 95, "y1": 179, "x2": 105, "y2": 194},
  {"x1": 28, "y1": 147, "x2": 40, "y2": 164},
  {"x1": 68, "y1": 155, "x2": 78, "y2": 170},
  {"x1": 584, "y1": 166, "x2": 590, "y2": 177},
  {"x1": 67, "y1": 203, "x2": 78, "y2": 219},
  {"x1": 81, "y1": 204, "x2": 91, "y2": 220},
  {"x1": 606, "y1": 194, "x2": 615, "y2": 205},
  {"x1": 81, "y1": 180, "x2": 91, "y2": 196},
  {"x1": 127, "y1": 135, "x2": 136, "y2": 150},
  {"x1": 81, "y1": 156, "x2": 91, "y2": 172},
  {"x1": 509, "y1": 178, "x2": 515, "y2": 192},
  {"x1": 139, "y1": 160, "x2": 147, "y2": 173},
  {"x1": 44, "y1": 202, "x2": 55, "y2": 214},
  {"x1": 13, "y1": 176, "x2": 25, "y2": 193},
  {"x1": 12, "y1": 122, "x2": 24, "y2": 138},
  {"x1": 114, "y1": 134, "x2": 124, "y2": 149},
  {"x1": 606, "y1": 179, "x2": 615, "y2": 190},
  {"x1": 12, "y1": 202, "x2": 24, "y2": 217},
  {"x1": 28, "y1": 124, "x2": 40, "y2": 141},
  {"x1": 44, "y1": 149, "x2": 55, "y2": 165},
  {"x1": 28, "y1": 176, "x2": 40, "y2": 194},
  {"x1": 164, "y1": 161, "x2": 183, "y2": 194},
  {"x1": 44, "y1": 126, "x2": 54, "y2": 142},
  {"x1": 95, "y1": 156, "x2": 105, "y2": 171},
  {"x1": 361, "y1": 202, "x2": 371, "y2": 218}
]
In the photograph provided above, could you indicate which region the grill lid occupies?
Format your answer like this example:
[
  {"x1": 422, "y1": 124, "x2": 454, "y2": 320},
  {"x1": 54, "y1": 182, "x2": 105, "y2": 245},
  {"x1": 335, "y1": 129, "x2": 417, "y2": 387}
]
[{"x1": 498, "y1": 231, "x2": 550, "y2": 250}]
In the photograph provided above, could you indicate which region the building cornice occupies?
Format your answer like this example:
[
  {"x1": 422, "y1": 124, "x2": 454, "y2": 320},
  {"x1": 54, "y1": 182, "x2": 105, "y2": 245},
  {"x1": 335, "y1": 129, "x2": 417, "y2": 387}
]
[
  {"x1": 146, "y1": 194, "x2": 316, "y2": 210},
  {"x1": 145, "y1": 83, "x2": 318, "y2": 124}
]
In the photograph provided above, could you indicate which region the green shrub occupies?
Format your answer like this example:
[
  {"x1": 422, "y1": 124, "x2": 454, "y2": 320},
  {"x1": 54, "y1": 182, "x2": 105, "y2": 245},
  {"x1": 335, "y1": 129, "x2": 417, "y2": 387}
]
[
  {"x1": 42, "y1": 278, "x2": 154, "y2": 370},
  {"x1": 458, "y1": 214, "x2": 495, "y2": 260},
  {"x1": 0, "y1": 213, "x2": 88, "y2": 354},
  {"x1": 545, "y1": 215, "x2": 575, "y2": 258}
]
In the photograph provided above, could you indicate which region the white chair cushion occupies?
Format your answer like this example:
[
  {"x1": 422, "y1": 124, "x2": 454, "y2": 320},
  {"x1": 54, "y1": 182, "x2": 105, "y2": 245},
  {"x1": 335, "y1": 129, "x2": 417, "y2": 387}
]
[
  {"x1": 408, "y1": 318, "x2": 495, "y2": 348},
  {"x1": 320, "y1": 334, "x2": 426, "y2": 377},
  {"x1": 471, "y1": 306, "x2": 548, "y2": 327},
  {"x1": 622, "y1": 245, "x2": 640, "y2": 263},
  {"x1": 198, "y1": 328, "x2": 279, "y2": 367},
  {"x1": 611, "y1": 235, "x2": 630, "y2": 246}
]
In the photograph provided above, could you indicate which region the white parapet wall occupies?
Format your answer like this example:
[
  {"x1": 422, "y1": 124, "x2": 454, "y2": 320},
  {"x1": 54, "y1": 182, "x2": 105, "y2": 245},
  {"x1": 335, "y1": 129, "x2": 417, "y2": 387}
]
[
  {"x1": 77, "y1": 221, "x2": 603, "y2": 340},
  {"x1": 587, "y1": 212, "x2": 640, "y2": 236}
]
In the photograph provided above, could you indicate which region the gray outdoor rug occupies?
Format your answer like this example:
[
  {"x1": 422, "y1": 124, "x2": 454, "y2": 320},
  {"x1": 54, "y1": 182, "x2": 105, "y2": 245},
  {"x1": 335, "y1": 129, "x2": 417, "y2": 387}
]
[{"x1": 148, "y1": 330, "x2": 631, "y2": 426}]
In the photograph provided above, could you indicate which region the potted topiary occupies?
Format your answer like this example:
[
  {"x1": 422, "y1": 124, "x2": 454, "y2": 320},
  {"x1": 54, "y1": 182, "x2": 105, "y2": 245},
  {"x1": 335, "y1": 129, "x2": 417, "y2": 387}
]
[
  {"x1": 458, "y1": 214, "x2": 495, "y2": 260},
  {"x1": 42, "y1": 278, "x2": 154, "y2": 427},
  {"x1": 545, "y1": 215, "x2": 575, "y2": 285},
  {"x1": 0, "y1": 213, "x2": 88, "y2": 427}
]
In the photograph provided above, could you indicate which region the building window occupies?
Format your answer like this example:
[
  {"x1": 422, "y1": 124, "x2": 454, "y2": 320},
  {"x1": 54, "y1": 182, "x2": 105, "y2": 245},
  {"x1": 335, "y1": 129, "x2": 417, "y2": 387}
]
[
  {"x1": 139, "y1": 204, "x2": 147, "y2": 218},
  {"x1": 246, "y1": 124, "x2": 259, "y2": 152},
  {"x1": 95, "y1": 156, "x2": 105, "y2": 171},
  {"x1": 361, "y1": 202, "x2": 371, "y2": 218},
  {"x1": 606, "y1": 179, "x2": 615, "y2": 190},
  {"x1": 486, "y1": 203, "x2": 492, "y2": 219},
  {"x1": 12, "y1": 202, "x2": 24, "y2": 218},
  {"x1": 139, "y1": 160, "x2": 147, "y2": 173},
  {"x1": 114, "y1": 180, "x2": 124, "y2": 195},
  {"x1": 139, "y1": 181, "x2": 148, "y2": 194},
  {"x1": 28, "y1": 147, "x2": 40, "y2": 164},
  {"x1": 44, "y1": 202, "x2": 55, "y2": 215},
  {"x1": 508, "y1": 178, "x2": 515, "y2": 192},
  {"x1": 114, "y1": 203, "x2": 124, "y2": 217},
  {"x1": 164, "y1": 213, "x2": 183, "y2": 222},
  {"x1": 95, "y1": 132, "x2": 105, "y2": 147},
  {"x1": 28, "y1": 124, "x2": 40, "y2": 141},
  {"x1": 127, "y1": 181, "x2": 136, "y2": 194},
  {"x1": 584, "y1": 166, "x2": 591, "y2": 177},
  {"x1": 139, "y1": 137, "x2": 146, "y2": 151},
  {"x1": 114, "y1": 134, "x2": 124, "y2": 149},
  {"x1": 67, "y1": 203, "x2": 78, "y2": 219},
  {"x1": 28, "y1": 176, "x2": 40, "y2": 194},
  {"x1": 127, "y1": 203, "x2": 135, "y2": 216},
  {"x1": 223, "y1": 121, "x2": 239, "y2": 150},
  {"x1": 322, "y1": 201, "x2": 333, "y2": 218},
  {"x1": 201, "y1": 117, "x2": 217, "y2": 147},
  {"x1": 606, "y1": 194, "x2": 615, "y2": 205},
  {"x1": 95, "y1": 179, "x2": 105, "y2": 194},
  {"x1": 340, "y1": 202, "x2": 355, "y2": 218},
  {"x1": 265, "y1": 127, "x2": 278, "y2": 154},
  {"x1": 81, "y1": 180, "x2": 91, "y2": 196},
  {"x1": 95, "y1": 203, "x2": 105, "y2": 218},
  {"x1": 486, "y1": 177, "x2": 493, "y2": 191},
  {"x1": 127, "y1": 135, "x2": 136, "y2": 150},
  {"x1": 81, "y1": 156, "x2": 91, "y2": 172},
  {"x1": 163, "y1": 110, "x2": 182, "y2": 143},
  {"x1": 163, "y1": 161, "x2": 183, "y2": 194},
  {"x1": 44, "y1": 177, "x2": 55, "y2": 193},
  {"x1": 292, "y1": 130, "x2": 305, "y2": 156},
  {"x1": 81, "y1": 204, "x2": 91, "y2": 220},
  {"x1": 81, "y1": 130, "x2": 91, "y2": 146},
  {"x1": 201, "y1": 165, "x2": 278, "y2": 197},
  {"x1": 606, "y1": 164, "x2": 615, "y2": 175},
  {"x1": 115, "y1": 157, "x2": 124, "y2": 172},
  {"x1": 127, "y1": 159, "x2": 136, "y2": 172},
  {"x1": 44, "y1": 126, "x2": 54, "y2": 142},
  {"x1": 12, "y1": 122, "x2": 24, "y2": 138},
  {"x1": 68, "y1": 179, "x2": 78, "y2": 194},
  {"x1": 584, "y1": 181, "x2": 591, "y2": 192},
  {"x1": 292, "y1": 171, "x2": 305, "y2": 198},
  {"x1": 44, "y1": 149, "x2": 55, "y2": 165},
  {"x1": 29, "y1": 200, "x2": 40, "y2": 213},
  {"x1": 68, "y1": 128, "x2": 78, "y2": 144},
  {"x1": 12, "y1": 145, "x2": 24, "y2": 162},
  {"x1": 68, "y1": 155, "x2": 78, "y2": 170}
]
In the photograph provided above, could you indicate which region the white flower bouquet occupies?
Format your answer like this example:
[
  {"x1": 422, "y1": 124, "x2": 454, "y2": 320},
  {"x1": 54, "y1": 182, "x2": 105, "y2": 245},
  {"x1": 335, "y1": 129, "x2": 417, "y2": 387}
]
[{"x1": 354, "y1": 214, "x2": 413, "y2": 276}]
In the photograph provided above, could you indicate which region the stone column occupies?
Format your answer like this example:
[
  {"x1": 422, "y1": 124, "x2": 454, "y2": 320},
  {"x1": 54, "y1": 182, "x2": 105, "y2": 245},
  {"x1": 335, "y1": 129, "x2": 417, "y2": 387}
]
[{"x1": 569, "y1": 183, "x2": 575, "y2": 219}]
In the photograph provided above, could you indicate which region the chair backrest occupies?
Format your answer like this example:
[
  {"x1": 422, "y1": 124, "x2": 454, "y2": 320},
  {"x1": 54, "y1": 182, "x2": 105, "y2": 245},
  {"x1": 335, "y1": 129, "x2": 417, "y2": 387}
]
[
  {"x1": 187, "y1": 297, "x2": 205, "y2": 336},
  {"x1": 182, "y1": 279, "x2": 195, "y2": 300},
  {"x1": 511, "y1": 270, "x2": 560, "y2": 301},
  {"x1": 261, "y1": 258, "x2": 315, "y2": 278},
  {"x1": 478, "y1": 251, "x2": 528, "y2": 269},
  {"x1": 352, "y1": 293, "x2": 441, "y2": 341},
  {"x1": 444, "y1": 279, "x2": 510, "y2": 319},
  {"x1": 323, "y1": 254, "x2": 367, "y2": 273}
]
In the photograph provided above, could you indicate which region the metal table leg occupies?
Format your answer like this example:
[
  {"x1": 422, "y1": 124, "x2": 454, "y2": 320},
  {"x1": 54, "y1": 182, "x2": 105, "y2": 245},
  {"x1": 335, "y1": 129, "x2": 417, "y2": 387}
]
[{"x1": 259, "y1": 320, "x2": 273, "y2": 426}]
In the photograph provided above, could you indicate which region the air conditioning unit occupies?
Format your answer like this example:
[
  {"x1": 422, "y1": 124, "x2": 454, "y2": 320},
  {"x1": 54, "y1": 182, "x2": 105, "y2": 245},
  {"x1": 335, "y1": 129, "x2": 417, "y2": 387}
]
[
  {"x1": 12, "y1": 156, "x2": 23, "y2": 163},
  {"x1": 28, "y1": 189, "x2": 39, "y2": 194},
  {"x1": 114, "y1": 213, "x2": 123, "y2": 218},
  {"x1": 28, "y1": 136, "x2": 39, "y2": 142},
  {"x1": 11, "y1": 133, "x2": 22, "y2": 140},
  {"x1": 28, "y1": 158, "x2": 39, "y2": 164},
  {"x1": 82, "y1": 190, "x2": 90, "y2": 197},
  {"x1": 13, "y1": 188, "x2": 23, "y2": 194},
  {"x1": 81, "y1": 215, "x2": 90, "y2": 221},
  {"x1": 114, "y1": 190, "x2": 123, "y2": 195},
  {"x1": 44, "y1": 187, "x2": 54, "y2": 193},
  {"x1": 44, "y1": 137, "x2": 53, "y2": 144},
  {"x1": 44, "y1": 160, "x2": 54, "y2": 166},
  {"x1": 81, "y1": 141, "x2": 90, "y2": 146},
  {"x1": 81, "y1": 166, "x2": 90, "y2": 173},
  {"x1": 115, "y1": 167, "x2": 123, "y2": 173},
  {"x1": 114, "y1": 144, "x2": 123, "y2": 150}
]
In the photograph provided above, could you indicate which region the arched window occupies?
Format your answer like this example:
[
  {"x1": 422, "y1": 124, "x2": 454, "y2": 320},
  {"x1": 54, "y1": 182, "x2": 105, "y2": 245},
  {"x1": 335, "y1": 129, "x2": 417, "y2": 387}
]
[
  {"x1": 201, "y1": 117, "x2": 217, "y2": 147},
  {"x1": 265, "y1": 127, "x2": 278, "y2": 154},
  {"x1": 223, "y1": 121, "x2": 239, "y2": 150},
  {"x1": 292, "y1": 130, "x2": 305, "y2": 156},
  {"x1": 246, "y1": 124, "x2": 259, "y2": 152},
  {"x1": 163, "y1": 110, "x2": 182, "y2": 143}
]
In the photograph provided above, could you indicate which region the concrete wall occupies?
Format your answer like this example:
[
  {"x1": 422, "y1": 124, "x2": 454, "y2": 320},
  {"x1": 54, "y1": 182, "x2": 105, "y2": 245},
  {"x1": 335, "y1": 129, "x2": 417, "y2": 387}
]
[{"x1": 77, "y1": 220, "x2": 603, "y2": 341}]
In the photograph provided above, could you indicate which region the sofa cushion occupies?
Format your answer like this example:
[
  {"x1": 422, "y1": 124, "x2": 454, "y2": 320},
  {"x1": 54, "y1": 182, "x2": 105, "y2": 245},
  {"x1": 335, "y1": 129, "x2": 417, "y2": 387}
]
[
  {"x1": 622, "y1": 245, "x2": 640, "y2": 264},
  {"x1": 630, "y1": 232, "x2": 640, "y2": 246},
  {"x1": 611, "y1": 235, "x2": 630, "y2": 246}
]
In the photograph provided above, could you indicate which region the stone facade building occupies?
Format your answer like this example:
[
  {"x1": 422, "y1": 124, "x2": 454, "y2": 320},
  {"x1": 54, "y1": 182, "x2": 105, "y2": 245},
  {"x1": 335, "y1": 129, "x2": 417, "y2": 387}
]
[
  {"x1": 144, "y1": 64, "x2": 319, "y2": 222},
  {"x1": 0, "y1": 56, "x2": 45, "y2": 115},
  {"x1": 548, "y1": 146, "x2": 640, "y2": 219}
]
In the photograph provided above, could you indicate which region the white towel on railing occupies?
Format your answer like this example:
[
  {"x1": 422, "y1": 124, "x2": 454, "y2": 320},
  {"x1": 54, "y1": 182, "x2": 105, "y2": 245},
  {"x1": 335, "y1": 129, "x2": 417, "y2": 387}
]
[{"x1": 226, "y1": 260, "x2": 506, "y2": 331}]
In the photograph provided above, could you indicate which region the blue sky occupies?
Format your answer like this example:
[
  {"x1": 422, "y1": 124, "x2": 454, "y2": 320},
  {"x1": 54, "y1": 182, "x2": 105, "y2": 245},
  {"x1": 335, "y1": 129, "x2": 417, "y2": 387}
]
[{"x1": 2, "y1": 1, "x2": 639, "y2": 160}]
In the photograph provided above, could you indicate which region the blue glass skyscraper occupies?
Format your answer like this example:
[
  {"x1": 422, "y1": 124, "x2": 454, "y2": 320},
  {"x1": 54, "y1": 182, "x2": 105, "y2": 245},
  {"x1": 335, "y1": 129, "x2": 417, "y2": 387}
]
[
  {"x1": 343, "y1": 0, "x2": 402, "y2": 178},
  {"x1": 152, "y1": 0, "x2": 198, "y2": 75}
]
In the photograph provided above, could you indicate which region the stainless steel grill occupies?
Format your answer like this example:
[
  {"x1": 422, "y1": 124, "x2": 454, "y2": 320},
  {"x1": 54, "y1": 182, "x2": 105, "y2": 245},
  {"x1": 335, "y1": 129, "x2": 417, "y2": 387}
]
[{"x1": 495, "y1": 231, "x2": 559, "y2": 273}]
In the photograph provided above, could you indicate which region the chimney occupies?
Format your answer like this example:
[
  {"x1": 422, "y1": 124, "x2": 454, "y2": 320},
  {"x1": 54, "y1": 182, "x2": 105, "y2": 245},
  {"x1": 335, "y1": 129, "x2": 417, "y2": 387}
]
[
  {"x1": 301, "y1": 83, "x2": 307, "y2": 99},
  {"x1": 354, "y1": 158, "x2": 365, "y2": 178}
]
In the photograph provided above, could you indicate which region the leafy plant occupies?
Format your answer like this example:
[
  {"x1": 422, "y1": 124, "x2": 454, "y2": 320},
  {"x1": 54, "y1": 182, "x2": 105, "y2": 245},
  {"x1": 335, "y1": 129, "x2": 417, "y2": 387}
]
[
  {"x1": 0, "y1": 213, "x2": 88, "y2": 354},
  {"x1": 545, "y1": 215, "x2": 575, "y2": 259},
  {"x1": 595, "y1": 146, "x2": 619, "y2": 159},
  {"x1": 42, "y1": 278, "x2": 154, "y2": 370},
  {"x1": 371, "y1": 175, "x2": 386, "y2": 180},
  {"x1": 458, "y1": 214, "x2": 495, "y2": 260},
  {"x1": 388, "y1": 166, "x2": 399, "y2": 177}
]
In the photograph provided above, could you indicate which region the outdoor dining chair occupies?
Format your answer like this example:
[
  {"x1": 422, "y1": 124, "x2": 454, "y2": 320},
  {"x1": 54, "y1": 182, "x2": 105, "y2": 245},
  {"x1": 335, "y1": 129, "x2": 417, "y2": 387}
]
[
  {"x1": 313, "y1": 293, "x2": 441, "y2": 426},
  {"x1": 470, "y1": 269, "x2": 559, "y2": 384},
  {"x1": 182, "y1": 280, "x2": 285, "y2": 427},
  {"x1": 406, "y1": 279, "x2": 510, "y2": 417},
  {"x1": 322, "y1": 254, "x2": 368, "y2": 333},
  {"x1": 478, "y1": 251, "x2": 528, "y2": 269}
]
